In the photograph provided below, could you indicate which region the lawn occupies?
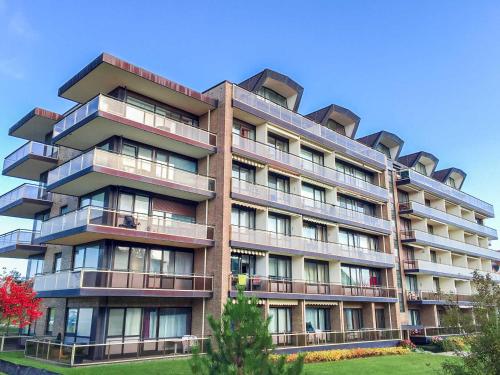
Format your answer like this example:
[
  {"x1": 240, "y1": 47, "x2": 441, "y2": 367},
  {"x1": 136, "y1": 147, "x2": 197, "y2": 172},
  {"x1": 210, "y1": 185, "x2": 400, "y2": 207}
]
[{"x1": 0, "y1": 351, "x2": 456, "y2": 374}]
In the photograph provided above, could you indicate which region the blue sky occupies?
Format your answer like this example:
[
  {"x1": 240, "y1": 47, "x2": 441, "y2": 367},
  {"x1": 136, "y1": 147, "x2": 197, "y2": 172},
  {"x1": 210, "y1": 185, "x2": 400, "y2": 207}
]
[{"x1": 1, "y1": 0, "x2": 500, "y2": 273}]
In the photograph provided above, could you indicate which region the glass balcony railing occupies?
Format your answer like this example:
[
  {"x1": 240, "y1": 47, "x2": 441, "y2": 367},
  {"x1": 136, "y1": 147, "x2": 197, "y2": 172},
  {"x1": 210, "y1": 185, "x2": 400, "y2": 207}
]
[
  {"x1": 52, "y1": 94, "x2": 216, "y2": 146},
  {"x1": 231, "y1": 225, "x2": 394, "y2": 266},
  {"x1": 406, "y1": 290, "x2": 474, "y2": 303},
  {"x1": 3, "y1": 141, "x2": 58, "y2": 171},
  {"x1": 232, "y1": 134, "x2": 388, "y2": 201},
  {"x1": 398, "y1": 169, "x2": 494, "y2": 217},
  {"x1": 403, "y1": 258, "x2": 500, "y2": 282},
  {"x1": 0, "y1": 184, "x2": 51, "y2": 210},
  {"x1": 233, "y1": 85, "x2": 387, "y2": 168},
  {"x1": 47, "y1": 148, "x2": 215, "y2": 193},
  {"x1": 399, "y1": 201, "x2": 497, "y2": 239},
  {"x1": 232, "y1": 178, "x2": 391, "y2": 233},
  {"x1": 33, "y1": 269, "x2": 213, "y2": 293},
  {"x1": 0, "y1": 229, "x2": 40, "y2": 251},
  {"x1": 400, "y1": 229, "x2": 500, "y2": 261},
  {"x1": 36, "y1": 206, "x2": 214, "y2": 243}
]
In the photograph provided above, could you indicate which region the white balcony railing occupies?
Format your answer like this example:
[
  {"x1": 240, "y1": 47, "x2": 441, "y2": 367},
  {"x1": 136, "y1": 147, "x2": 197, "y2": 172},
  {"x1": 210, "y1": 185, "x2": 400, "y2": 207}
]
[
  {"x1": 233, "y1": 85, "x2": 387, "y2": 167},
  {"x1": 231, "y1": 225, "x2": 394, "y2": 266},
  {"x1": 232, "y1": 134, "x2": 388, "y2": 201},
  {"x1": 52, "y1": 94, "x2": 216, "y2": 146},
  {"x1": 404, "y1": 259, "x2": 500, "y2": 282},
  {"x1": 0, "y1": 229, "x2": 39, "y2": 250},
  {"x1": 3, "y1": 141, "x2": 58, "y2": 171},
  {"x1": 232, "y1": 178, "x2": 390, "y2": 232},
  {"x1": 47, "y1": 148, "x2": 215, "y2": 193}
]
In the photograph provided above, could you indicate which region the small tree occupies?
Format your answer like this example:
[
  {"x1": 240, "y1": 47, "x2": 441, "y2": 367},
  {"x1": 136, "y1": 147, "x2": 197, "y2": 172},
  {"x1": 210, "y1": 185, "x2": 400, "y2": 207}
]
[
  {"x1": 441, "y1": 272, "x2": 500, "y2": 375},
  {"x1": 0, "y1": 274, "x2": 43, "y2": 335},
  {"x1": 190, "y1": 287, "x2": 304, "y2": 375}
]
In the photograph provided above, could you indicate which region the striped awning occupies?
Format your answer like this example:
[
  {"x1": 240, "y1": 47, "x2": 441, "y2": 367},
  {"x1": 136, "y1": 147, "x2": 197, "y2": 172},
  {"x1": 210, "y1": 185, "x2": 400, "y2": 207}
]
[
  {"x1": 300, "y1": 139, "x2": 332, "y2": 154},
  {"x1": 303, "y1": 216, "x2": 335, "y2": 226},
  {"x1": 232, "y1": 200, "x2": 267, "y2": 211},
  {"x1": 231, "y1": 248, "x2": 266, "y2": 257},
  {"x1": 268, "y1": 207, "x2": 300, "y2": 217},
  {"x1": 268, "y1": 167, "x2": 300, "y2": 179},
  {"x1": 305, "y1": 301, "x2": 338, "y2": 306},
  {"x1": 267, "y1": 124, "x2": 300, "y2": 140},
  {"x1": 268, "y1": 299, "x2": 298, "y2": 306},
  {"x1": 301, "y1": 176, "x2": 334, "y2": 190},
  {"x1": 232, "y1": 155, "x2": 265, "y2": 168}
]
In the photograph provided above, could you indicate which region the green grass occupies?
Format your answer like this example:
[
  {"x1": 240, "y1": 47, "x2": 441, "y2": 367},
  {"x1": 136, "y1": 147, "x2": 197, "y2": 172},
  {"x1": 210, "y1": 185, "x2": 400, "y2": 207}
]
[{"x1": 0, "y1": 351, "x2": 457, "y2": 374}]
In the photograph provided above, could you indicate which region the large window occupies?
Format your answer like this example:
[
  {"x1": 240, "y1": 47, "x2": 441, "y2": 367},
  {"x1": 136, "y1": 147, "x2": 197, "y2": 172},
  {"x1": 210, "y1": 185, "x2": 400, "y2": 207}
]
[
  {"x1": 415, "y1": 162, "x2": 427, "y2": 175},
  {"x1": 300, "y1": 146, "x2": 324, "y2": 166},
  {"x1": 231, "y1": 205, "x2": 256, "y2": 229},
  {"x1": 447, "y1": 177, "x2": 457, "y2": 188},
  {"x1": 335, "y1": 160, "x2": 374, "y2": 184},
  {"x1": 326, "y1": 119, "x2": 346, "y2": 135},
  {"x1": 341, "y1": 265, "x2": 381, "y2": 287},
  {"x1": 268, "y1": 213, "x2": 291, "y2": 235},
  {"x1": 232, "y1": 119, "x2": 256, "y2": 140},
  {"x1": 268, "y1": 173, "x2": 290, "y2": 193},
  {"x1": 301, "y1": 183, "x2": 325, "y2": 202},
  {"x1": 409, "y1": 309, "x2": 421, "y2": 326},
  {"x1": 257, "y1": 87, "x2": 288, "y2": 108},
  {"x1": 375, "y1": 309, "x2": 385, "y2": 329},
  {"x1": 53, "y1": 253, "x2": 62, "y2": 273},
  {"x1": 230, "y1": 253, "x2": 256, "y2": 276},
  {"x1": 149, "y1": 249, "x2": 193, "y2": 275},
  {"x1": 338, "y1": 229, "x2": 379, "y2": 251},
  {"x1": 232, "y1": 162, "x2": 255, "y2": 183},
  {"x1": 267, "y1": 133, "x2": 289, "y2": 153},
  {"x1": 107, "y1": 308, "x2": 142, "y2": 341},
  {"x1": 79, "y1": 190, "x2": 106, "y2": 209},
  {"x1": 303, "y1": 222, "x2": 327, "y2": 241},
  {"x1": 375, "y1": 143, "x2": 391, "y2": 159},
  {"x1": 118, "y1": 192, "x2": 149, "y2": 215},
  {"x1": 27, "y1": 256, "x2": 44, "y2": 279},
  {"x1": 65, "y1": 308, "x2": 93, "y2": 344},
  {"x1": 112, "y1": 246, "x2": 146, "y2": 272},
  {"x1": 406, "y1": 275, "x2": 418, "y2": 292},
  {"x1": 73, "y1": 242, "x2": 102, "y2": 270},
  {"x1": 344, "y1": 308, "x2": 364, "y2": 331},
  {"x1": 269, "y1": 255, "x2": 291, "y2": 280},
  {"x1": 45, "y1": 308, "x2": 56, "y2": 335},
  {"x1": 305, "y1": 260, "x2": 329, "y2": 283},
  {"x1": 338, "y1": 194, "x2": 376, "y2": 217},
  {"x1": 268, "y1": 307, "x2": 292, "y2": 334},
  {"x1": 306, "y1": 307, "x2": 330, "y2": 332}
]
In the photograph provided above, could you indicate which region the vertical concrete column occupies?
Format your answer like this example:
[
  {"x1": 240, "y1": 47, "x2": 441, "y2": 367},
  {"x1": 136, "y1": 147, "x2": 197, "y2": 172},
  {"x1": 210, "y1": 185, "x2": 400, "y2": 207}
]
[
  {"x1": 362, "y1": 303, "x2": 376, "y2": 329},
  {"x1": 329, "y1": 261, "x2": 341, "y2": 284},
  {"x1": 292, "y1": 300, "x2": 306, "y2": 338},
  {"x1": 292, "y1": 256, "x2": 304, "y2": 280},
  {"x1": 327, "y1": 224, "x2": 339, "y2": 243},
  {"x1": 255, "y1": 209, "x2": 268, "y2": 231},
  {"x1": 326, "y1": 186, "x2": 338, "y2": 205},
  {"x1": 255, "y1": 123, "x2": 268, "y2": 144},
  {"x1": 324, "y1": 151, "x2": 335, "y2": 170},
  {"x1": 291, "y1": 215, "x2": 303, "y2": 237},
  {"x1": 331, "y1": 302, "x2": 343, "y2": 331},
  {"x1": 255, "y1": 165, "x2": 268, "y2": 186},
  {"x1": 289, "y1": 177, "x2": 302, "y2": 196},
  {"x1": 421, "y1": 305, "x2": 439, "y2": 327},
  {"x1": 256, "y1": 253, "x2": 269, "y2": 277}
]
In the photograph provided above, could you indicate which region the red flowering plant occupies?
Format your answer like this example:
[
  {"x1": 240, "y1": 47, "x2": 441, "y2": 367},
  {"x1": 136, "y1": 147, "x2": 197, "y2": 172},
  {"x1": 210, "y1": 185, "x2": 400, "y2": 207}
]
[{"x1": 0, "y1": 274, "x2": 43, "y2": 334}]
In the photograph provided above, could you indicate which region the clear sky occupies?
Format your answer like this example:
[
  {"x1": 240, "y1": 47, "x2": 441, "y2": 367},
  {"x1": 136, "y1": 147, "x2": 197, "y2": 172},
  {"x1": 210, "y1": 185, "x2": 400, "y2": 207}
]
[{"x1": 1, "y1": 0, "x2": 500, "y2": 274}]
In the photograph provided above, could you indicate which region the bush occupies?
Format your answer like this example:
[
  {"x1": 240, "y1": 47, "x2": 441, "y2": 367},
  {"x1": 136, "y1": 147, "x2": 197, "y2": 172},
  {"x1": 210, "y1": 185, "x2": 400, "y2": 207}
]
[
  {"x1": 271, "y1": 347, "x2": 410, "y2": 364},
  {"x1": 399, "y1": 339, "x2": 416, "y2": 351},
  {"x1": 442, "y1": 336, "x2": 469, "y2": 352}
]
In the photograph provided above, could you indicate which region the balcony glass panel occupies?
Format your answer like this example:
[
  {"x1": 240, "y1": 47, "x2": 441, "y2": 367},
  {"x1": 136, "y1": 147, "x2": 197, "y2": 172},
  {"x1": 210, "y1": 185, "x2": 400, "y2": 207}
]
[
  {"x1": 0, "y1": 229, "x2": 38, "y2": 249},
  {"x1": 0, "y1": 184, "x2": 51, "y2": 209},
  {"x1": 3, "y1": 142, "x2": 58, "y2": 171}
]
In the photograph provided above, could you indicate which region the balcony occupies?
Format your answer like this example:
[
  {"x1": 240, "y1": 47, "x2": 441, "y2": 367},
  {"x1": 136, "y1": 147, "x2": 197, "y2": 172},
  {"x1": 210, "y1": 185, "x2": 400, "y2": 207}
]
[
  {"x1": 232, "y1": 134, "x2": 388, "y2": 202},
  {"x1": 0, "y1": 184, "x2": 52, "y2": 218},
  {"x1": 0, "y1": 230, "x2": 46, "y2": 258},
  {"x1": 33, "y1": 269, "x2": 213, "y2": 298},
  {"x1": 397, "y1": 169, "x2": 494, "y2": 217},
  {"x1": 46, "y1": 148, "x2": 215, "y2": 201},
  {"x1": 34, "y1": 206, "x2": 214, "y2": 248},
  {"x1": 400, "y1": 229, "x2": 500, "y2": 261},
  {"x1": 402, "y1": 259, "x2": 500, "y2": 282},
  {"x1": 230, "y1": 226, "x2": 394, "y2": 268},
  {"x1": 233, "y1": 86, "x2": 387, "y2": 169},
  {"x1": 399, "y1": 201, "x2": 497, "y2": 239},
  {"x1": 229, "y1": 275, "x2": 397, "y2": 302},
  {"x1": 8, "y1": 108, "x2": 62, "y2": 142},
  {"x1": 406, "y1": 290, "x2": 473, "y2": 305},
  {"x1": 232, "y1": 178, "x2": 391, "y2": 234},
  {"x1": 3, "y1": 142, "x2": 58, "y2": 180},
  {"x1": 52, "y1": 94, "x2": 216, "y2": 158}
]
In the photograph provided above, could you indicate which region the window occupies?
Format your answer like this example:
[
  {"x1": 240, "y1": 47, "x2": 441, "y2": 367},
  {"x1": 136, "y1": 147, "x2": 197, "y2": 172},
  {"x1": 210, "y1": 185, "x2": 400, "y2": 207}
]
[
  {"x1": 433, "y1": 277, "x2": 441, "y2": 292},
  {"x1": 230, "y1": 253, "x2": 256, "y2": 276},
  {"x1": 326, "y1": 119, "x2": 346, "y2": 135},
  {"x1": 142, "y1": 307, "x2": 191, "y2": 339},
  {"x1": 344, "y1": 308, "x2": 363, "y2": 331},
  {"x1": 427, "y1": 224, "x2": 434, "y2": 234},
  {"x1": 301, "y1": 183, "x2": 325, "y2": 202},
  {"x1": 447, "y1": 177, "x2": 457, "y2": 188},
  {"x1": 33, "y1": 210, "x2": 50, "y2": 233},
  {"x1": 305, "y1": 260, "x2": 329, "y2": 283},
  {"x1": 268, "y1": 173, "x2": 290, "y2": 193},
  {"x1": 375, "y1": 309, "x2": 385, "y2": 329},
  {"x1": 257, "y1": 86, "x2": 288, "y2": 108},
  {"x1": 335, "y1": 160, "x2": 374, "y2": 184},
  {"x1": 375, "y1": 143, "x2": 391, "y2": 159},
  {"x1": 306, "y1": 308, "x2": 331, "y2": 332},
  {"x1": 425, "y1": 199, "x2": 431, "y2": 207},
  {"x1": 303, "y1": 222, "x2": 327, "y2": 241},
  {"x1": 45, "y1": 308, "x2": 56, "y2": 335},
  {"x1": 338, "y1": 229, "x2": 379, "y2": 251},
  {"x1": 232, "y1": 162, "x2": 255, "y2": 183},
  {"x1": 406, "y1": 275, "x2": 418, "y2": 292},
  {"x1": 60, "y1": 205, "x2": 69, "y2": 215},
  {"x1": 341, "y1": 265, "x2": 381, "y2": 287},
  {"x1": 409, "y1": 309, "x2": 421, "y2": 326},
  {"x1": 80, "y1": 191, "x2": 106, "y2": 209},
  {"x1": 300, "y1": 146, "x2": 324, "y2": 166},
  {"x1": 415, "y1": 162, "x2": 427, "y2": 175},
  {"x1": 65, "y1": 308, "x2": 93, "y2": 344},
  {"x1": 112, "y1": 246, "x2": 147, "y2": 272},
  {"x1": 430, "y1": 250, "x2": 437, "y2": 263},
  {"x1": 269, "y1": 255, "x2": 291, "y2": 279},
  {"x1": 268, "y1": 213, "x2": 291, "y2": 235},
  {"x1": 53, "y1": 253, "x2": 62, "y2": 273},
  {"x1": 267, "y1": 133, "x2": 289, "y2": 153},
  {"x1": 268, "y1": 307, "x2": 292, "y2": 333},
  {"x1": 231, "y1": 205, "x2": 256, "y2": 228},
  {"x1": 338, "y1": 194, "x2": 376, "y2": 217},
  {"x1": 73, "y1": 243, "x2": 102, "y2": 269},
  {"x1": 107, "y1": 308, "x2": 142, "y2": 341},
  {"x1": 232, "y1": 119, "x2": 256, "y2": 140},
  {"x1": 150, "y1": 249, "x2": 193, "y2": 274},
  {"x1": 27, "y1": 256, "x2": 44, "y2": 279}
]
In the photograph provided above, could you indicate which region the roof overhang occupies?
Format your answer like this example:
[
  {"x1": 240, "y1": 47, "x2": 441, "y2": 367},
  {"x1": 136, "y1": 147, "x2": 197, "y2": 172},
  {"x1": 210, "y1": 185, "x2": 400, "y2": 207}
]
[
  {"x1": 306, "y1": 104, "x2": 360, "y2": 138},
  {"x1": 8, "y1": 108, "x2": 62, "y2": 142}
]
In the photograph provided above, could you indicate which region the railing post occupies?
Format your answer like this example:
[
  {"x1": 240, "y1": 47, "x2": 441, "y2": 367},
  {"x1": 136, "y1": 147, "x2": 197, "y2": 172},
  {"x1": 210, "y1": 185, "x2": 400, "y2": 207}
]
[
  {"x1": 70, "y1": 344, "x2": 76, "y2": 367},
  {"x1": 47, "y1": 341, "x2": 51, "y2": 360},
  {"x1": 0, "y1": 336, "x2": 4, "y2": 352}
]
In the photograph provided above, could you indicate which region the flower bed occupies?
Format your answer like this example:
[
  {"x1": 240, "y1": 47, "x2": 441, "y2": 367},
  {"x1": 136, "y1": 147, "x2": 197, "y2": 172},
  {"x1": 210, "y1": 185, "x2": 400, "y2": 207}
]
[{"x1": 271, "y1": 346, "x2": 410, "y2": 364}]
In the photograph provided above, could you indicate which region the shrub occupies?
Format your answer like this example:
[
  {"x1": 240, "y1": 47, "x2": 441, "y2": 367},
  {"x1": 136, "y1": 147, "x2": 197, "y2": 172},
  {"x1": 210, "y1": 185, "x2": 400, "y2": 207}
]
[
  {"x1": 271, "y1": 347, "x2": 410, "y2": 364},
  {"x1": 442, "y1": 336, "x2": 469, "y2": 352},
  {"x1": 399, "y1": 339, "x2": 416, "y2": 351},
  {"x1": 430, "y1": 336, "x2": 444, "y2": 350}
]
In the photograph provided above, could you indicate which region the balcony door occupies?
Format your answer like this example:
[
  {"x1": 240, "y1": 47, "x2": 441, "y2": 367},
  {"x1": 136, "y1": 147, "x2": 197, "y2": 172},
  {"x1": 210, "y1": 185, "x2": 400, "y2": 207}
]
[
  {"x1": 118, "y1": 192, "x2": 150, "y2": 228},
  {"x1": 111, "y1": 246, "x2": 146, "y2": 289}
]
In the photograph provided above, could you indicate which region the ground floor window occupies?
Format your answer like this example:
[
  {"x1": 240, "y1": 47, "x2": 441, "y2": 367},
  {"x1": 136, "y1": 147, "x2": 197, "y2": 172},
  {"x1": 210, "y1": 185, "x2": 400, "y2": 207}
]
[
  {"x1": 64, "y1": 308, "x2": 94, "y2": 344},
  {"x1": 45, "y1": 308, "x2": 56, "y2": 335},
  {"x1": 268, "y1": 307, "x2": 292, "y2": 334},
  {"x1": 343, "y1": 308, "x2": 363, "y2": 331},
  {"x1": 305, "y1": 307, "x2": 330, "y2": 332},
  {"x1": 375, "y1": 308, "x2": 385, "y2": 329},
  {"x1": 408, "y1": 309, "x2": 421, "y2": 326}
]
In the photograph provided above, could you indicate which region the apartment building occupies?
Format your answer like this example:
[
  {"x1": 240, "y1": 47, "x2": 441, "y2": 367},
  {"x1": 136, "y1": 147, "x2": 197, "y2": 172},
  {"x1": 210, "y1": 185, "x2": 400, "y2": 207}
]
[{"x1": 0, "y1": 53, "x2": 498, "y2": 364}]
